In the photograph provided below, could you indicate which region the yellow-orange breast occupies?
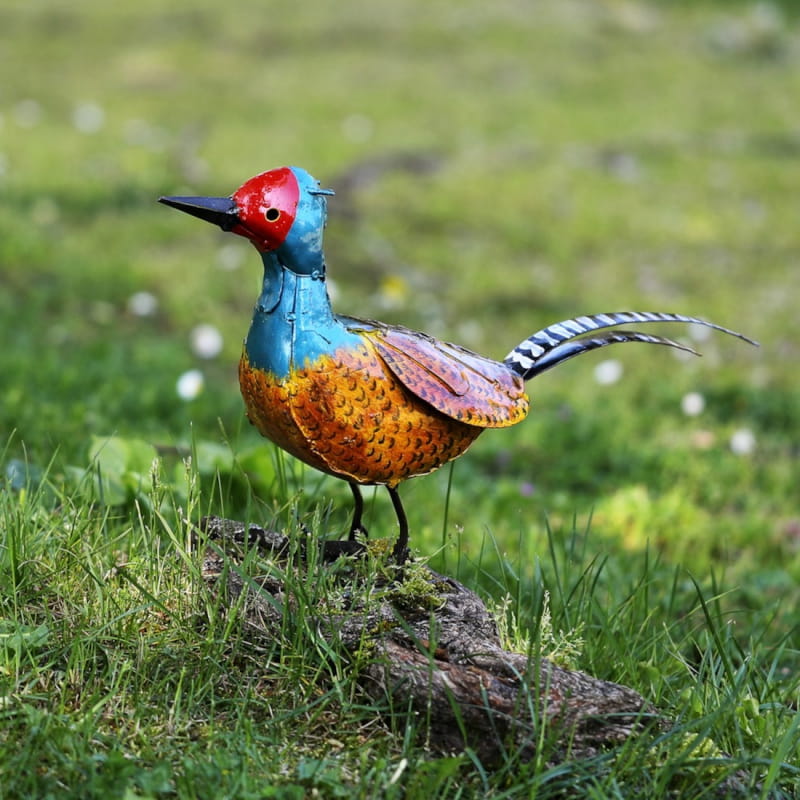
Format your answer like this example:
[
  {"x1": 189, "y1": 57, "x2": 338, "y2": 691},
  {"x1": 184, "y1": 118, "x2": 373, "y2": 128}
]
[{"x1": 238, "y1": 341, "x2": 486, "y2": 487}]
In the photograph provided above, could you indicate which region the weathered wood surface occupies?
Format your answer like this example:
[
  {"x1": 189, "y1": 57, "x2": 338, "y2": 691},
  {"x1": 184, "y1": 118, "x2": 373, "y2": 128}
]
[{"x1": 198, "y1": 514, "x2": 665, "y2": 766}]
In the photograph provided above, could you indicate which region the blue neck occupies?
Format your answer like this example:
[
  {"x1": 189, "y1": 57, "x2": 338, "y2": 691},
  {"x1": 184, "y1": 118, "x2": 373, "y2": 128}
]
[{"x1": 244, "y1": 252, "x2": 359, "y2": 377}]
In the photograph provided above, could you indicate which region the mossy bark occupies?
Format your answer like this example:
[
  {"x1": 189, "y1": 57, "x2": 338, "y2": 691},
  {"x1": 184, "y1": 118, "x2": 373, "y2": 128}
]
[{"x1": 198, "y1": 514, "x2": 667, "y2": 767}]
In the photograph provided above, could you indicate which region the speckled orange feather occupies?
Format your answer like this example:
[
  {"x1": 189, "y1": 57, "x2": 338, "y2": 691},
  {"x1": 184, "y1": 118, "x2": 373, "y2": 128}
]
[{"x1": 238, "y1": 336, "x2": 507, "y2": 487}]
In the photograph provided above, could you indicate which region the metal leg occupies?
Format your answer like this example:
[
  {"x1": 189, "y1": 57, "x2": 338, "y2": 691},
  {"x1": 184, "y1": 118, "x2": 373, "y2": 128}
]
[
  {"x1": 388, "y1": 486, "x2": 409, "y2": 565},
  {"x1": 348, "y1": 482, "x2": 368, "y2": 541}
]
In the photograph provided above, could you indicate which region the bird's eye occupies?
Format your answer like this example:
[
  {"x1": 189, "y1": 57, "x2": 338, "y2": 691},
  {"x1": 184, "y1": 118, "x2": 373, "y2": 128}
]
[{"x1": 264, "y1": 207, "x2": 281, "y2": 222}]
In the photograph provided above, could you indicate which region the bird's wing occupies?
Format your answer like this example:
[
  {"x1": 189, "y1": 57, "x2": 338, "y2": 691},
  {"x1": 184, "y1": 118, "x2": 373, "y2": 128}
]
[{"x1": 341, "y1": 317, "x2": 529, "y2": 428}]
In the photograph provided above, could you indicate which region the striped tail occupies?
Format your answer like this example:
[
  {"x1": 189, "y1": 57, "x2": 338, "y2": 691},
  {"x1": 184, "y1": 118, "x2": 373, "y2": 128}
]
[{"x1": 504, "y1": 311, "x2": 757, "y2": 381}]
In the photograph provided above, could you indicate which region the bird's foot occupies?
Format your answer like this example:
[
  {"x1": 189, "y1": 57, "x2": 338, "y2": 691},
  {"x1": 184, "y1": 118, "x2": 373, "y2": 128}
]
[
  {"x1": 319, "y1": 523, "x2": 369, "y2": 563},
  {"x1": 293, "y1": 517, "x2": 367, "y2": 562},
  {"x1": 391, "y1": 544, "x2": 411, "y2": 573},
  {"x1": 348, "y1": 523, "x2": 369, "y2": 543},
  {"x1": 321, "y1": 538, "x2": 367, "y2": 562}
]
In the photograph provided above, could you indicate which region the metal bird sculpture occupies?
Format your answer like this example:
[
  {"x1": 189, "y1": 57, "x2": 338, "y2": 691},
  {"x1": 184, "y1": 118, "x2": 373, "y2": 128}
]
[{"x1": 160, "y1": 166, "x2": 755, "y2": 565}]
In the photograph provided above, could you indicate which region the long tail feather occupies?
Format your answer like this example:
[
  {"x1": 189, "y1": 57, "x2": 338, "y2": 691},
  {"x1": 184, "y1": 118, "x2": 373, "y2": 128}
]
[{"x1": 504, "y1": 311, "x2": 757, "y2": 381}]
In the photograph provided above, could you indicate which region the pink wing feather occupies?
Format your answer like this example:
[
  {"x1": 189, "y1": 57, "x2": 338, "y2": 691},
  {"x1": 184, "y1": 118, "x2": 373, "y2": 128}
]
[{"x1": 355, "y1": 323, "x2": 529, "y2": 428}]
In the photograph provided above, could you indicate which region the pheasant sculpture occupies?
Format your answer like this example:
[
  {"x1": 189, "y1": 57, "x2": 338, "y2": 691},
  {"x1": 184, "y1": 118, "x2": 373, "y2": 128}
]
[{"x1": 160, "y1": 166, "x2": 755, "y2": 564}]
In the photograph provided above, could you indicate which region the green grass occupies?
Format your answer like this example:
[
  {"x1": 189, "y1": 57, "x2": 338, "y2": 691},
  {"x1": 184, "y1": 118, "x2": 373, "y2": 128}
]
[{"x1": 2, "y1": 0, "x2": 799, "y2": 796}]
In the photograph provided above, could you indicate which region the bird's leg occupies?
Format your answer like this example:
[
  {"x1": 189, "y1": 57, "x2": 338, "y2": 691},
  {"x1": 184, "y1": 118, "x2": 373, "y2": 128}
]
[
  {"x1": 388, "y1": 486, "x2": 409, "y2": 565},
  {"x1": 319, "y1": 482, "x2": 367, "y2": 562},
  {"x1": 348, "y1": 482, "x2": 369, "y2": 541}
]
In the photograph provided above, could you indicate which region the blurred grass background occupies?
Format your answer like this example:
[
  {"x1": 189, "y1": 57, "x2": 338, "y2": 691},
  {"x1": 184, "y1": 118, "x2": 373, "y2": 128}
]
[{"x1": 1, "y1": 0, "x2": 799, "y2": 795}]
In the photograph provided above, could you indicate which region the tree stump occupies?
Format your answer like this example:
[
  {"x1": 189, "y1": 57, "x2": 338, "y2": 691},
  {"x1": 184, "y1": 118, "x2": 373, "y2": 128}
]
[{"x1": 198, "y1": 515, "x2": 665, "y2": 767}]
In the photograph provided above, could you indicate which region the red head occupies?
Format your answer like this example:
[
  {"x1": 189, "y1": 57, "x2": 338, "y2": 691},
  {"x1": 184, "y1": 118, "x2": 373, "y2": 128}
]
[
  {"x1": 229, "y1": 167, "x2": 299, "y2": 251},
  {"x1": 159, "y1": 166, "x2": 333, "y2": 273}
]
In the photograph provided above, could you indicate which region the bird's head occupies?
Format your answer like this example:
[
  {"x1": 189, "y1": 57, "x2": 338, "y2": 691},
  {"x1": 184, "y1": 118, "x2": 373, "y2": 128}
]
[{"x1": 159, "y1": 166, "x2": 334, "y2": 275}]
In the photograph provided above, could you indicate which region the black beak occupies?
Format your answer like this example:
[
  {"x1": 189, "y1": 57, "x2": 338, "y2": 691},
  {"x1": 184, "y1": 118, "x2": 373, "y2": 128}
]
[{"x1": 158, "y1": 195, "x2": 240, "y2": 231}]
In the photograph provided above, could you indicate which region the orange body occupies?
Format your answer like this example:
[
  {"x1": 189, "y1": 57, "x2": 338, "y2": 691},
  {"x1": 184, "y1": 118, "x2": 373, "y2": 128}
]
[{"x1": 239, "y1": 340, "x2": 490, "y2": 488}]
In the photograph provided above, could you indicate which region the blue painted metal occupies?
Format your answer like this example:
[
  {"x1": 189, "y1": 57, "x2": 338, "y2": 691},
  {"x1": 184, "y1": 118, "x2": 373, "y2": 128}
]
[
  {"x1": 245, "y1": 251, "x2": 363, "y2": 376},
  {"x1": 275, "y1": 167, "x2": 328, "y2": 275}
]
